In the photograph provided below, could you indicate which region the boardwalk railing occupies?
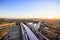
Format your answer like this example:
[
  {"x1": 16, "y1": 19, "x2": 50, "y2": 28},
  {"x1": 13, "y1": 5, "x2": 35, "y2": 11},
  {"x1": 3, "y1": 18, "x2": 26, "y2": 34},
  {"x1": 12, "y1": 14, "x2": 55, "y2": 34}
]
[
  {"x1": 21, "y1": 23, "x2": 39, "y2": 40},
  {"x1": 21, "y1": 23, "x2": 29, "y2": 40}
]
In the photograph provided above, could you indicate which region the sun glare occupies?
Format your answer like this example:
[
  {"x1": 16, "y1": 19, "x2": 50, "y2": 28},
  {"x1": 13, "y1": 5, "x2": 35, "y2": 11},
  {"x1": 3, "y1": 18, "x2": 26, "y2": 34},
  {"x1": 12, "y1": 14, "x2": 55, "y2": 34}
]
[{"x1": 47, "y1": 16, "x2": 54, "y2": 19}]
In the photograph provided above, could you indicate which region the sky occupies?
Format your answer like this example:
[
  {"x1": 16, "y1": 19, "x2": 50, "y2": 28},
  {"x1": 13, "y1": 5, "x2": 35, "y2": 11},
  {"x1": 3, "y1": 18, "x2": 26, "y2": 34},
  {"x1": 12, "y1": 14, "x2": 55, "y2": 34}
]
[{"x1": 0, "y1": 0, "x2": 60, "y2": 18}]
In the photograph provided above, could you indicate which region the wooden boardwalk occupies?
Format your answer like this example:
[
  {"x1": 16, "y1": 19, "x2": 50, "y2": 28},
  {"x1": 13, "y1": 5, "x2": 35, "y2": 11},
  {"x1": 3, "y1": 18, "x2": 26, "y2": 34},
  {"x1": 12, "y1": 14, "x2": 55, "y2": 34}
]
[{"x1": 1, "y1": 25, "x2": 23, "y2": 40}]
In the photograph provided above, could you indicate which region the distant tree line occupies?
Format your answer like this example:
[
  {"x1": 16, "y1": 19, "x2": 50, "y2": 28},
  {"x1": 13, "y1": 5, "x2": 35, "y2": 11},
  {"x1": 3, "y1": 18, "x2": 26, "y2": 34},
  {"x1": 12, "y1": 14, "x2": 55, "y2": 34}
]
[
  {"x1": 0, "y1": 18, "x2": 14, "y2": 24},
  {"x1": 0, "y1": 18, "x2": 7, "y2": 24}
]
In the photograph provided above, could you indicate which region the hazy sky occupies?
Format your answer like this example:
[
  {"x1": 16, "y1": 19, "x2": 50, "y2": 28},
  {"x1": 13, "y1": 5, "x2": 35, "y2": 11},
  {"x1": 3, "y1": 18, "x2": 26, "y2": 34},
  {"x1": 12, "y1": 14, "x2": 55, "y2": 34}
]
[{"x1": 0, "y1": 0, "x2": 60, "y2": 18}]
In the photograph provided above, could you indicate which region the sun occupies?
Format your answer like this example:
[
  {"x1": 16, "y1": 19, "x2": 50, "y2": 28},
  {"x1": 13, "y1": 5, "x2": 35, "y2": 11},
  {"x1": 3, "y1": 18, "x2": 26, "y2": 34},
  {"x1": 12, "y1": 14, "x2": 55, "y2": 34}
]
[{"x1": 47, "y1": 16, "x2": 54, "y2": 19}]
